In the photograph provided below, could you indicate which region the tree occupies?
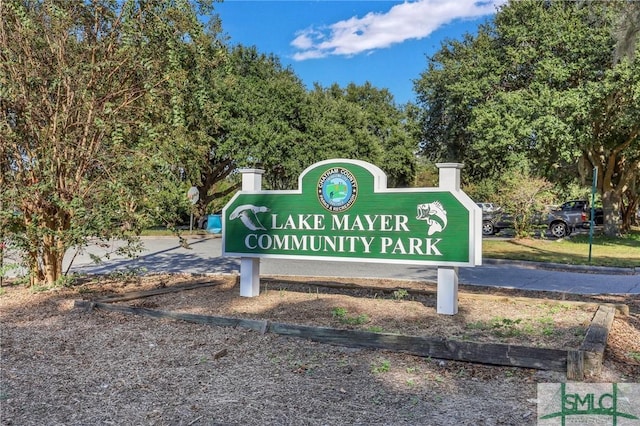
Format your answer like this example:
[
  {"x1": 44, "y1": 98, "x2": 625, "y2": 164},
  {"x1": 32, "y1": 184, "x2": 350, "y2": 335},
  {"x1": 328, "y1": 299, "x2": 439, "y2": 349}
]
[
  {"x1": 183, "y1": 43, "x2": 311, "y2": 222},
  {"x1": 0, "y1": 0, "x2": 217, "y2": 285},
  {"x1": 304, "y1": 84, "x2": 383, "y2": 179},
  {"x1": 494, "y1": 168, "x2": 554, "y2": 238},
  {"x1": 184, "y1": 43, "x2": 418, "y2": 224},
  {"x1": 599, "y1": 0, "x2": 640, "y2": 232},
  {"x1": 221, "y1": 46, "x2": 309, "y2": 191},
  {"x1": 414, "y1": 0, "x2": 640, "y2": 235},
  {"x1": 343, "y1": 82, "x2": 416, "y2": 187},
  {"x1": 413, "y1": 30, "x2": 507, "y2": 180},
  {"x1": 306, "y1": 83, "x2": 416, "y2": 188}
]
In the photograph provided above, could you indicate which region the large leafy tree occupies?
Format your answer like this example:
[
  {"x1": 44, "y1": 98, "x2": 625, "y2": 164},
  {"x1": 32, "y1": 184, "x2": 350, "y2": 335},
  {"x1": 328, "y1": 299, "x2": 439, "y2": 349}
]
[
  {"x1": 342, "y1": 82, "x2": 416, "y2": 187},
  {"x1": 414, "y1": 0, "x2": 639, "y2": 235},
  {"x1": 304, "y1": 84, "x2": 383, "y2": 176},
  {"x1": 0, "y1": 0, "x2": 217, "y2": 285},
  {"x1": 219, "y1": 46, "x2": 309, "y2": 191},
  {"x1": 612, "y1": 1, "x2": 640, "y2": 228},
  {"x1": 185, "y1": 44, "x2": 310, "y2": 224},
  {"x1": 305, "y1": 83, "x2": 416, "y2": 188},
  {"x1": 192, "y1": 49, "x2": 417, "y2": 213}
]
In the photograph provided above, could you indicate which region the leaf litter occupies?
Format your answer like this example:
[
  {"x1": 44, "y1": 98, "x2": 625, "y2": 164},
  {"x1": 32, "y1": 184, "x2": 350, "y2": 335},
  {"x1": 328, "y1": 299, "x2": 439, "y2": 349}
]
[{"x1": 1, "y1": 273, "x2": 638, "y2": 425}]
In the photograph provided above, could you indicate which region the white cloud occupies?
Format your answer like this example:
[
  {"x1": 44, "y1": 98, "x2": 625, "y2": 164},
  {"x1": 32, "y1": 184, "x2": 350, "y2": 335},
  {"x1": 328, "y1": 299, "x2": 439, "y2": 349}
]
[{"x1": 291, "y1": 0, "x2": 505, "y2": 61}]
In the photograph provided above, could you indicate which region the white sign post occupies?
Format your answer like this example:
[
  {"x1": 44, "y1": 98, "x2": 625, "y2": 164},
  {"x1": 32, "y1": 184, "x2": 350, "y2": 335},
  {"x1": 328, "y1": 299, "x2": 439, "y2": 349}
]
[
  {"x1": 238, "y1": 169, "x2": 264, "y2": 297},
  {"x1": 436, "y1": 163, "x2": 461, "y2": 315}
]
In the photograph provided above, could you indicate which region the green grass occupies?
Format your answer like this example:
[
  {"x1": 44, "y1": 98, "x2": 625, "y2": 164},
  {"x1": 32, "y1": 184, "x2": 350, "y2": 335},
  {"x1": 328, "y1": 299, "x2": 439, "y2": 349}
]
[
  {"x1": 466, "y1": 316, "x2": 566, "y2": 339},
  {"x1": 371, "y1": 359, "x2": 391, "y2": 374},
  {"x1": 392, "y1": 289, "x2": 409, "y2": 301},
  {"x1": 483, "y1": 227, "x2": 640, "y2": 268},
  {"x1": 331, "y1": 307, "x2": 370, "y2": 325}
]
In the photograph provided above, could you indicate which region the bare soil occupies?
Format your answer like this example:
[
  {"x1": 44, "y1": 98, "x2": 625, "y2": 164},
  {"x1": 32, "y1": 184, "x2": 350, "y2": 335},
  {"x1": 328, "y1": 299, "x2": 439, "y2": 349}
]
[{"x1": 1, "y1": 273, "x2": 639, "y2": 425}]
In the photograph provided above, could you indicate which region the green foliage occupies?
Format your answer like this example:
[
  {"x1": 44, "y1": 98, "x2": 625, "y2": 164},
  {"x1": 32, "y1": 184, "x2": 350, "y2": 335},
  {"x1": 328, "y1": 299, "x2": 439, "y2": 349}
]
[
  {"x1": 538, "y1": 317, "x2": 556, "y2": 336},
  {"x1": 392, "y1": 289, "x2": 409, "y2": 301},
  {"x1": 371, "y1": 359, "x2": 391, "y2": 374},
  {"x1": 463, "y1": 179, "x2": 501, "y2": 205},
  {"x1": 331, "y1": 307, "x2": 370, "y2": 325},
  {"x1": 466, "y1": 315, "x2": 563, "y2": 339},
  {"x1": 207, "y1": 58, "x2": 418, "y2": 194},
  {"x1": 494, "y1": 166, "x2": 555, "y2": 237},
  {"x1": 414, "y1": 0, "x2": 640, "y2": 234},
  {"x1": 331, "y1": 307, "x2": 348, "y2": 318},
  {"x1": 468, "y1": 317, "x2": 524, "y2": 338},
  {"x1": 342, "y1": 83, "x2": 417, "y2": 187},
  {"x1": 0, "y1": 0, "x2": 422, "y2": 287},
  {"x1": 1, "y1": 1, "x2": 218, "y2": 284},
  {"x1": 214, "y1": 46, "x2": 310, "y2": 191},
  {"x1": 0, "y1": 262, "x2": 18, "y2": 284},
  {"x1": 413, "y1": 157, "x2": 439, "y2": 188},
  {"x1": 553, "y1": 182, "x2": 599, "y2": 206}
]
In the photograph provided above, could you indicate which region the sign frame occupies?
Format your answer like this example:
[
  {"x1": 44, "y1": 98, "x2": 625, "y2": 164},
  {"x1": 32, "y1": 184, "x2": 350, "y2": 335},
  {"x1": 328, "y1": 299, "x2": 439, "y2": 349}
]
[
  {"x1": 222, "y1": 159, "x2": 481, "y2": 267},
  {"x1": 222, "y1": 159, "x2": 481, "y2": 315}
]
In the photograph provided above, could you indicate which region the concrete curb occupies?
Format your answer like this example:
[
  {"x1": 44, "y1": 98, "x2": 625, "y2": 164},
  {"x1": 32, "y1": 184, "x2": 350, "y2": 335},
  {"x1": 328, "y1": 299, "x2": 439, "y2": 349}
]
[
  {"x1": 138, "y1": 234, "x2": 221, "y2": 240},
  {"x1": 483, "y1": 258, "x2": 638, "y2": 276}
]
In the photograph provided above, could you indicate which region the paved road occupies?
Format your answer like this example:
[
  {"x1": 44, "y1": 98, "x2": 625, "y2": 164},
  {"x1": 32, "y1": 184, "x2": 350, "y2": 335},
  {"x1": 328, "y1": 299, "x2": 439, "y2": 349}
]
[{"x1": 58, "y1": 236, "x2": 640, "y2": 295}]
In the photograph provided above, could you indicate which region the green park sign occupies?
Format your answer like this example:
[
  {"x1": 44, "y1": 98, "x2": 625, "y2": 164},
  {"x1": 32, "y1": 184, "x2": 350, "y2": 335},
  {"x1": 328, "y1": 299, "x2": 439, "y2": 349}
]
[{"x1": 223, "y1": 159, "x2": 481, "y2": 267}]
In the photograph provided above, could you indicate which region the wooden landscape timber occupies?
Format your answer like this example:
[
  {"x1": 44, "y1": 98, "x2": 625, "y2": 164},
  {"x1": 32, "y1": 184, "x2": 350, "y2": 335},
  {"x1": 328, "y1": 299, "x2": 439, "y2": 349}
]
[
  {"x1": 74, "y1": 279, "x2": 622, "y2": 379},
  {"x1": 94, "y1": 279, "x2": 226, "y2": 303},
  {"x1": 567, "y1": 304, "x2": 617, "y2": 380}
]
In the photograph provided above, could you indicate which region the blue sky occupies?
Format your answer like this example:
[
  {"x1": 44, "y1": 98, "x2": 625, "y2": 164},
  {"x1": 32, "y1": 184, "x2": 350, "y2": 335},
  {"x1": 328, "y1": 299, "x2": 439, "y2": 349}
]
[{"x1": 212, "y1": 0, "x2": 505, "y2": 105}]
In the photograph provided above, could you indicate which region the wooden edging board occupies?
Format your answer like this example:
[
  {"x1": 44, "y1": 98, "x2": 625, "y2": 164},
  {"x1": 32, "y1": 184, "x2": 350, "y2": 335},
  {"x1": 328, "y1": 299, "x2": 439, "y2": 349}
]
[
  {"x1": 75, "y1": 304, "x2": 615, "y2": 378},
  {"x1": 567, "y1": 304, "x2": 616, "y2": 380},
  {"x1": 75, "y1": 299, "x2": 569, "y2": 371},
  {"x1": 94, "y1": 279, "x2": 224, "y2": 303}
]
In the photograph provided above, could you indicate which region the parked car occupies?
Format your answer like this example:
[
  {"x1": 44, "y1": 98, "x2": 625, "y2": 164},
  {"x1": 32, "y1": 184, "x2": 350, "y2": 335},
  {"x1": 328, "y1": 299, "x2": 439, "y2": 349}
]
[
  {"x1": 545, "y1": 200, "x2": 602, "y2": 238},
  {"x1": 476, "y1": 202, "x2": 498, "y2": 213},
  {"x1": 481, "y1": 211, "x2": 514, "y2": 236},
  {"x1": 475, "y1": 203, "x2": 514, "y2": 235}
]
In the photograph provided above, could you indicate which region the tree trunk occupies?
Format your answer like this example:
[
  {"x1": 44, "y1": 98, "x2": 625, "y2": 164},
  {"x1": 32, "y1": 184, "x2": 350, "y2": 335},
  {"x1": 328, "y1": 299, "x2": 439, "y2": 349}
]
[
  {"x1": 27, "y1": 241, "x2": 64, "y2": 286},
  {"x1": 27, "y1": 251, "x2": 44, "y2": 287},
  {"x1": 22, "y1": 203, "x2": 70, "y2": 286},
  {"x1": 42, "y1": 243, "x2": 63, "y2": 285},
  {"x1": 621, "y1": 193, "x2": 638, "y2": 231},
  {"x1": 602, "y1": 189, "x2": 622, "y2": 237}
]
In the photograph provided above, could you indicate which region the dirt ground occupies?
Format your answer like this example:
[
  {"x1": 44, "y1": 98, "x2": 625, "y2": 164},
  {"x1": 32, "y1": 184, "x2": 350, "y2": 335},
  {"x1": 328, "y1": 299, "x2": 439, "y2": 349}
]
[{"x1": 1, "y1": 273, "x2": 639, "y2": 425}]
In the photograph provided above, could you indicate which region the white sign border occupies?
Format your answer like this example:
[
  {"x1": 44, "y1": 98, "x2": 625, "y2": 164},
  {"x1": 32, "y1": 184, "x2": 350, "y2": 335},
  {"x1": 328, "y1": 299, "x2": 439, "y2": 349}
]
[{"x1": 222, "y1": 159, "x2": 482, "y2": 267}]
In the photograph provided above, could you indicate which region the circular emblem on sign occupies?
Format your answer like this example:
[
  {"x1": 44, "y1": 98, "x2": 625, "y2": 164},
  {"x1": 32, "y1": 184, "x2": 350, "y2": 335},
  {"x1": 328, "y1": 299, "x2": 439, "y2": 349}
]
[{"x1": 317, "y1": 167, "x2": 358, "y2": 212}]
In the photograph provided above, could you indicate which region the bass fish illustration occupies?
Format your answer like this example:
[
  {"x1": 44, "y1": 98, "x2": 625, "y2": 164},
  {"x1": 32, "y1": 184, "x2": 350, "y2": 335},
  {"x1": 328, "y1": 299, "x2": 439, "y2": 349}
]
[
  {"x1": 229, "y1": 204, "x2": 270, "y2": 231},
  {"x1": 416, "y1": 201, "x2": 448, "y2": 236}
]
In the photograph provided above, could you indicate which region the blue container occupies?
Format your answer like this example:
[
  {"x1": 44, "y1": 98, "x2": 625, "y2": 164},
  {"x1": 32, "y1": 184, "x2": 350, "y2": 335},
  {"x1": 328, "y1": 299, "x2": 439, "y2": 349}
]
[{"x1": 206, "y1": 214, "x2": 222, "y2": 234}]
